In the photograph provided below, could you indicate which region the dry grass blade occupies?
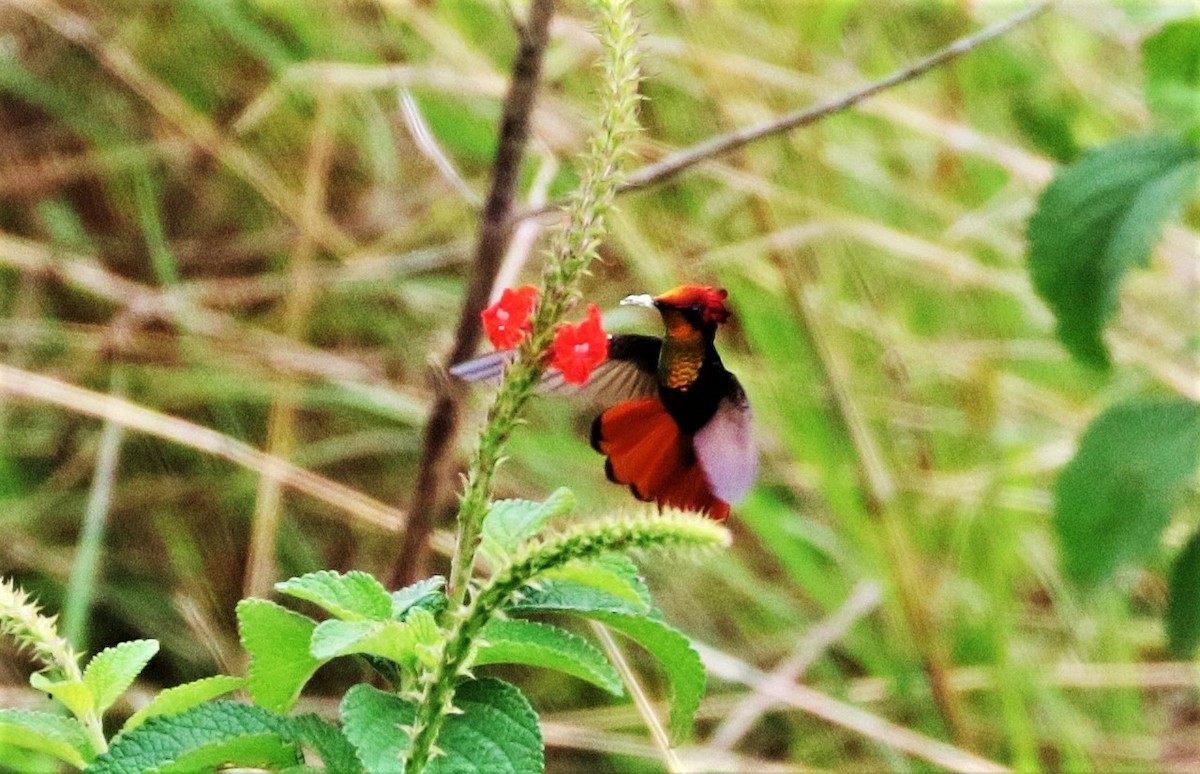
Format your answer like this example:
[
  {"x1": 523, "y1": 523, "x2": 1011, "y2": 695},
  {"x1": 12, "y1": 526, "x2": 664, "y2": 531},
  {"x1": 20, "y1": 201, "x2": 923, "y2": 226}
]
[
  {"x1": 244, "y1": 84, "x2": 338, "y2": 598},
  {"x1": 698, "y1": 644, "x2": 1010, "y2": 773},
  {"x1": 519, "y1": 1, "x2": 1054, "y2": 220},
  {"x1": 708, "y1": 580, "x2": 883, "y2": 752},
  {"x1": 589, "y1": 621, "x2": 682, "y2": 773},
  {"x1": 10, "y1": 0, "x2": 358, "y2": 257},
  {"x1": 0, "y1": 232, "x2": 414, "y2": 395},
  {"x1": 0, "y1": 364, "x2": 405, "y2": 532}
]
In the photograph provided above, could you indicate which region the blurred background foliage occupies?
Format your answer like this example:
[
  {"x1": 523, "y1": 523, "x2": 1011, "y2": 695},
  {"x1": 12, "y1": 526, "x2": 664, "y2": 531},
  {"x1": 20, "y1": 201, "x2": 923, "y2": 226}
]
[{"x1": 0, "y1": 0, "x2": 1198, "y2": 771}]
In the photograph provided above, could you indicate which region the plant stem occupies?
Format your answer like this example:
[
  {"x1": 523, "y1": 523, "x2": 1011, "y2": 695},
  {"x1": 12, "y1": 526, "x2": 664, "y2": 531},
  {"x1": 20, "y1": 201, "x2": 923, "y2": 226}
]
[
  {"x1": 444, "y1": 0, "x2": 644, "y2": 608},
  {"x1": 407, "y1": 3, "x2": 644, "y2": 768},
  {"x1": 516, "y1": 0, "x2": 1054, "y2": 221},
  {"x1": 405, "y1": 512, "x2": 730, "y2": 774},
  {"x1": 389, "y1": 0, "x2": 556, "y2": 591}
]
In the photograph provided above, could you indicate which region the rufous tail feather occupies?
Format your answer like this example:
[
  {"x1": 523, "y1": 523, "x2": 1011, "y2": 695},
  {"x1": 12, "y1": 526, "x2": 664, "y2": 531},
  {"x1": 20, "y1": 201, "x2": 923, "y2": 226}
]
[{"x1": 591, "y1": 397, "x2": 730, "y2": 520}]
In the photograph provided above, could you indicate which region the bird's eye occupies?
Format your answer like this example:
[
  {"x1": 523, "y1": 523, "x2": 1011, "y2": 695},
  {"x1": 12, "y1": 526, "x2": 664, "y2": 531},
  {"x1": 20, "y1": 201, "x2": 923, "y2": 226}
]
[{"x1": 690, "y1": 304, "x2": 701, "y2": 312}]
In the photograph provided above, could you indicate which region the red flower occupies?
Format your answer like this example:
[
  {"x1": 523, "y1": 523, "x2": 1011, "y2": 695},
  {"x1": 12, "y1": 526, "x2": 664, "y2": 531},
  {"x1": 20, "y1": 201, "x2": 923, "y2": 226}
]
[
  {"x1": 550, "y1": 303, "x2": 609, "y2": 384},
  {"x1": 481, "y1": 285, "x2": 539, "y2": 349}
]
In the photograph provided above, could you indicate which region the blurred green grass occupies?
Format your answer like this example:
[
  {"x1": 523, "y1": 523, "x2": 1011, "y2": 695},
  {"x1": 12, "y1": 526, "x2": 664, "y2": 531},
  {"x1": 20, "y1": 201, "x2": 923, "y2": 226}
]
[{"x1": 1, "y1": 0, "x2": 1197, "y2": 771}]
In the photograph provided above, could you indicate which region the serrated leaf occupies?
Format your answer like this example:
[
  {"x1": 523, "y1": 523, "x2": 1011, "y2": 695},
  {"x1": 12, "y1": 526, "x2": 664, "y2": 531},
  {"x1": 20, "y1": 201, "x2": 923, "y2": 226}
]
[
  {"x1": 276, "y1": 570, "x2": 393, "y2": 621},
  {"x1": 158, "y1": 735, "x2": 300, "y2": 773},
  {"x1": 434, "y1": 678, "x2": 542, "y2": 774},
  {"x1": 1027, "y1": 135, "x2": 1200, "y2": 368},
  {"x1": 1143, "y1": 17, "x2": 1200, "y2": 134},
  {"x1": 539, "y1": 554, "x2": 650, "y2": 610},
  {"x1": 510, "y1": 583, "x2": 703, "y2": 742},
  {"x1": 0, "y1": 708, "x2": 94, "y2": 768},
  {"x1": 406, "y1": 608, "x2": 445, "y2": 670},
  {"x1": 30, "y1": 672, "x2": 93, "y2": 720},
  {"x1": 1168, "y1": 528, "x2": 1200, "y2": 656},
  {"x1": 475, "y1": 619, "x2": 623, "y2": 695},
  {"x1": 121, "y1": 675, "x2": 245, "y2": 734},
  {"x1": 391, "y1": 576, "x2": 447, "y2": 620},
  {"x1": 88, "y1": 701, "x2": 301, "y2": 774},
  {"x1": 237, "y1": 599, "x2": 324, "y2": 713},
  {"x1": 287, "y1": 713, "x2": 363, "y2": 774},
  {"x1": 311, "y1": 619, "x2": 425, "y2": 669},
  {"x1": 509, "y1": 579, "x2": 647, "y2": 618},
  {"x1": 83, "y1": 639, "x2": 159, "y2": 716},
  {"x1": 341, "y1": 679, "x2": 542, "y2": 773},
  {"x1": 340, "y1": 683, "x2": 416, "y2": 772},
  {"x1": 1055, "y1": 398, "x2": 1200, "y2": 588},
  {"x1": 480, "y1": 488, "x2": 575, "y2": 563}
]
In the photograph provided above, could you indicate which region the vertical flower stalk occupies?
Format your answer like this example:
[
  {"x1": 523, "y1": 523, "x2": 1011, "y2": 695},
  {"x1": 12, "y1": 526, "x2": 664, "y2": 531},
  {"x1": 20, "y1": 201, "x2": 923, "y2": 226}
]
[
  {"x1": 446, "y1": 0, "x2": 643, "y2": 607},
  {"x1": 404, "y1": 2, "x2": 642, "y2": 772},
  {"x1": 406, "y1": 513, "x2": 730, "y2": 774},
  {"x1": 0, "y1": 577, "x2": 106, "y2": 754}
]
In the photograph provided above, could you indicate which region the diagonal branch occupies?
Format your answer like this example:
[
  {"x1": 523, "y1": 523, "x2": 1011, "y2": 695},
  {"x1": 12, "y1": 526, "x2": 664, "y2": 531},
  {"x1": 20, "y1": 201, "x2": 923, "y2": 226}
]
[
  {"x1": 518, "y1": 1, "x2": 1053, "y2": 221},
  {"x1": 387, "y1": 0, "x2": 556, "y2": 590}
]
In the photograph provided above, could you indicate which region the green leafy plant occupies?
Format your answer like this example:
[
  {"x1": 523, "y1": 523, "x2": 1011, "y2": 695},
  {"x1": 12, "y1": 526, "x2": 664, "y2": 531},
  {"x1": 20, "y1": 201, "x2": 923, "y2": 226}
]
[
  {"x1": 1027, "y1": 15, "x2": 1200, "y2": 370},
  {"x1": 1029, "y1": 15, "x2": 1200, "y2": 654},
  {"x1": 0, "y1": 2, "x2": 733, "y2": 771}
]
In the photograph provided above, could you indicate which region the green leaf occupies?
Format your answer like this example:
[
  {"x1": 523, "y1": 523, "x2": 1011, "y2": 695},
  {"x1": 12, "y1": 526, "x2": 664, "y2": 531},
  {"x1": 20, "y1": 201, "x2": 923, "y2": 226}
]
[
  {"x1": 1055, "y1": 398, "x2": 1200, "y2": 588},
  {"x1": 1027, "y1": 136, "x2": 1200, "y2": 368},
  {"x1": 311, "y1": 620, "x2": 403, "y2": 660},
  {"x1": 510, "y1": 579, "x2": 646, "y2": 618},
  {"x1": 340, "y1": 683, "x2": 416, "y2": 772},
  {"x1": 121, "y1": 675, "x2": 245, "y2": 734},
  {"x1": 157, "y1": 735, "x2": 299, "y2": 773},
  {"x1": 1167, "y1": 529, "x2": 1200, "y2": 656},
  {"x1": 510, "y1": 582, "x2": 704, "y2": 742},
  {"x1": 310, "y1": 616, "x2": 441, "y2": 674},
  {"x1": 475, "y1": 619, "x2": 623, "y2": 695},
  {"x1": 237, "y1": 599, "x2": 324, "y2": 713},
  {"x1": 29, "y1": 673, "x2": 93, "y2": 720},
  {"x1": 480, "y1": 488, "x2": 575, "y2": 563},
  {"x1": 539, "y1": 554, "x2": 651, "y2": 610},
  {"x1": 83, "y1": 639, "x2": 159, "y2": 716},
  {"x1": 276, "y1": 569, "x2": 393, "y2": 621},
  {"x1": 88, "y1": 701, "x2": 301, "y2": 774},
  {"x1": 287, "y1": 713, "x2": 363, "y2": 774},
  {"x1": 404, "y1": 607, "x2": 445, "y2": 671},
  {"x1": 0, "y1": 709, "x2": 94, "y2": 768},
  {"x1": 391, "y1": 576, "x2": 447, "y2": 620},
  {"x1": 341, "y1": 679, "x2": 543, "y2": 773},
  {"x1": 586, "y1": 613, "x2": 702, "y2": 743},
  {"x1": 1143, "y1": 18, "x2": 1200, "y2": 135},
  {"x1": 435, "y1": 678, "x2": 542, "y2": 774}
]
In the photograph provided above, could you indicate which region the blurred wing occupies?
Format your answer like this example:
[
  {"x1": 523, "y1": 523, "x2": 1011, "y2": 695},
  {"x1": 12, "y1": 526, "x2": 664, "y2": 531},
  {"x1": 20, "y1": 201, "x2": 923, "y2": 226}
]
[
  {"x1": 693, "y1": 375, "x2": 757, "y2": 504},
  {"x1": 543, "y1": 334, "x2": 660, "y2": 407},
  {"x1": 447, "y1": 349, "x2": 514, "y2": 385},
  {"x1": 449, "y1": 334, "x2": 661, "y2": 407}
]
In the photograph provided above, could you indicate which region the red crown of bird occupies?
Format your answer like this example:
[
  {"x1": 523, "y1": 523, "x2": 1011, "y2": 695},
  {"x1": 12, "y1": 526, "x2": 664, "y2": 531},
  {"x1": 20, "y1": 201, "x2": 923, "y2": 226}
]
[{"x1": 653, "y1": 285, "x2": 731, "y2": 325}]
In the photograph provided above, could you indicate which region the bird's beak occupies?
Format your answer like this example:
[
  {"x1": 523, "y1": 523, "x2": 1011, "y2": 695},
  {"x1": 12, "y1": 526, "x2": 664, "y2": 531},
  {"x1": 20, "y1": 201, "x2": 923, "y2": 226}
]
[{"x1": 619, "y1": 294, "x2": 656, "y2": 309}]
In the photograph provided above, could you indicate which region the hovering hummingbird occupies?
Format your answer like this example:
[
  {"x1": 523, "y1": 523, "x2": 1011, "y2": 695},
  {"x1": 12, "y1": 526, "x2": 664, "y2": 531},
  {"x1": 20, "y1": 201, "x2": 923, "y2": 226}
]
[{"x1": 454, "y1": 285, "x2": 756, "y2": 520}]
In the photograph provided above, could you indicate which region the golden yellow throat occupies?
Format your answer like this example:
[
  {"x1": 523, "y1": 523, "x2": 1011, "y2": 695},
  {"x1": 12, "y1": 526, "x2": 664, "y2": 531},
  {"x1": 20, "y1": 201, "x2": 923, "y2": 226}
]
[{"x1": 658, "y1": 309, "x2": 705, "y2": 390}]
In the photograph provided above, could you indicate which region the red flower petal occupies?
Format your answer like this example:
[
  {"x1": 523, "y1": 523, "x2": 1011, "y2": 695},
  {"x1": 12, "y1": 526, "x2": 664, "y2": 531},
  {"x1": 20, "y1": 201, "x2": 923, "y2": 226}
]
[
  {"x1": 481, "y1": 285, "x2": 539, "y2": 350},
  {"x1": 550, "y1": 303, "x2": 609, "y2": 384}
]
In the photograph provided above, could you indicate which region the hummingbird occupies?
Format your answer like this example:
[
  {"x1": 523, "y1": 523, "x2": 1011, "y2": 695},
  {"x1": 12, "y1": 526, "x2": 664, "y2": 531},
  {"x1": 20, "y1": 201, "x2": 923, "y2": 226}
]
[
  {"x1": 586, "y1": 286, "x2": 756, "y2": 520},
  {"x1": 453, "y1": 285, "x2": 756, "y2": 520}
]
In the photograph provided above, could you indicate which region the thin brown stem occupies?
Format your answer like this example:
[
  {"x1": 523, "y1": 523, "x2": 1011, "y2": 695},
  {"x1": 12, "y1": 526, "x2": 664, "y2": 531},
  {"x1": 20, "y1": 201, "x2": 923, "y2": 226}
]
[
  {"x1": 517, "y1": 1, "x2": 1053, "y2": 221},
  {"x1": 388, "y1": 0, "x2": 556, "y2": 590}
]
